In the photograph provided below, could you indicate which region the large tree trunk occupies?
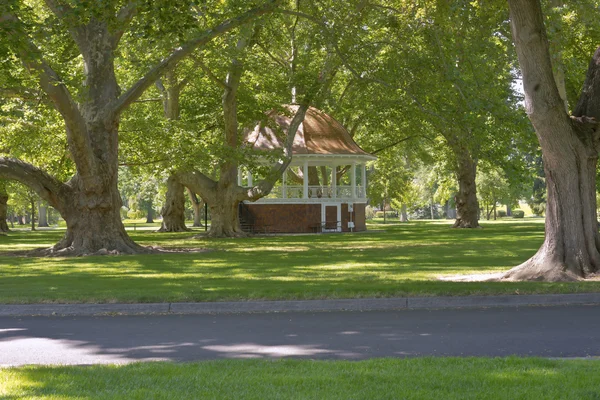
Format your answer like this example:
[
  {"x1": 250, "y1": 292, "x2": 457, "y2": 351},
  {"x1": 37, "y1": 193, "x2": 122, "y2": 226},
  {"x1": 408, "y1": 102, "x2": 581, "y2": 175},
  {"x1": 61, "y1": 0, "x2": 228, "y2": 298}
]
[
  {"x1": 159, "y1": 176, "x2": 190, "y2": 232},
  {"x1": 54, "y1": 175, "x2": 148, "y2": 255},
  {"x1": 503, "y1": 0, "x2": 600, "y2": 281},
  {"x1": 206, "y1": 186, "x2": 245, "y2": 237},
  {"x1": 451, "y1": 149, "x2": 480, "y2": 228},
  {"x1": 0, "y1": 185, "x2": 8, "y2": 233}
]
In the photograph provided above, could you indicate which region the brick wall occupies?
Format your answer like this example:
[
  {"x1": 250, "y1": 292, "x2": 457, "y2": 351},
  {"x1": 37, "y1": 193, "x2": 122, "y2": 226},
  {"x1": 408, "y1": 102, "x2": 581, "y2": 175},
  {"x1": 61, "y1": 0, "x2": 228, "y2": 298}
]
[{"x1": 245, "y1": 202, "x2": 367, "y2": 233}]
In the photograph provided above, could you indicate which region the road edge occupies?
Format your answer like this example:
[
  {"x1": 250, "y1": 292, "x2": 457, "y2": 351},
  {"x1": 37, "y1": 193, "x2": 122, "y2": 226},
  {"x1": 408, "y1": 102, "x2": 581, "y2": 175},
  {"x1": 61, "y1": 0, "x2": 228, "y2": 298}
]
[{"x1": 2, "y1": 293, "x2": 600, "y2": 316}]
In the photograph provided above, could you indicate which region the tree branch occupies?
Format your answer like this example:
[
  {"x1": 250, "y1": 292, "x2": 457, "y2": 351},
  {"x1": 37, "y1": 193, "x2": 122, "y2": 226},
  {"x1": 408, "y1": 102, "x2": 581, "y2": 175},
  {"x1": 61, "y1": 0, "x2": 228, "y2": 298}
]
[
  {"x1": 244, "y1": 103, "x2": 310, "y2": 201},
  {"x1": 192, "y1": 56, "x2": 228, "y2": 89},
  {"x1": 174, "y1": 169, "x2": 217, "y2": 203},
  {"x1": 111, "y1": 0, "x2": 281, "y2": 115},
  {"x1": 371, "y1": 135, "x2": 418, "y2": 155},
  {"x1": 2, "y1": 13, "x2": 90, "y2": 161},
  {"x1": 0, "y1": 157, "x2": 71, "y2": 213},
  {"x1": 112, "y1": 1, "x2": 138, "y2": 48}
]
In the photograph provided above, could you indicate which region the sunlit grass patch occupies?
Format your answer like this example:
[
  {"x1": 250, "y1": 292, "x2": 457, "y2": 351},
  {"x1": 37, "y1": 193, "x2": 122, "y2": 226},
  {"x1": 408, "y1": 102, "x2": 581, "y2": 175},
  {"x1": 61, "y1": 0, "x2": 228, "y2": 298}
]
[
  {"x1": 1, "y1": 358, "x2": 599, "y2": 400},
  {"x1": 0, "y1": 220, "x2": 598, "y2": 303}
]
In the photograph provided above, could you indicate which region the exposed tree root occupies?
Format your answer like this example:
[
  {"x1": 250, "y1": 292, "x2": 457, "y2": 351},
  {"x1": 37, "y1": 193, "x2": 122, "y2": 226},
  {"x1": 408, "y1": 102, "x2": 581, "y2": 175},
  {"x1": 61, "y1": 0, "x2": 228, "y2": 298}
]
[
  {"x1": 451, "y1": 218, "x2": 482, "y2": 228},
  {"x1": 195, "y1": 229, "x2": 249, "y2": 239},
  {"x1": 156, "y1": 225, "x2": 191, "y2": 233},
  {"x1": 500, "y1": 258, "x2": 582, "y2": 282}
]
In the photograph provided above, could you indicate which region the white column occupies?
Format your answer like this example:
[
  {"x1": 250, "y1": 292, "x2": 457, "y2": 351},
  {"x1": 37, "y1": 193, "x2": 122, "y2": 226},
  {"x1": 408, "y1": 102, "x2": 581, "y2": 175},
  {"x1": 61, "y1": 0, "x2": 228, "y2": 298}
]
[
  {"x1": 247, "y1": 170, "x2": 253, "y2": 187},
  {"x1": 361, "y1": 164, "x2": 367, "y2": 198},
  {"x1": 332, "y1": 165, "x2": 337, "y2": 199},
  {"x1": 351, "y1": 162, "x2": 357, "y2": 199},
  {"x1": 303, "y1": 161, "x2": 308, "y2": 199},
  {"x1": 282, "y1": 168, "x2": 287, "y2": 199},
  {"x1": 237, "y1": 167, "x2": 243, "y2": 186}
]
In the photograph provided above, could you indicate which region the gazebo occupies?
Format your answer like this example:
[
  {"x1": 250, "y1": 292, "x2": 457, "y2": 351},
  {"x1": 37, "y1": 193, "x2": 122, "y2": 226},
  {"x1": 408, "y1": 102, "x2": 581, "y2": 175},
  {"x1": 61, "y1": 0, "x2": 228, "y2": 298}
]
[{"x1": 239, "y1": 106, "x2": 376, "y2": 233}]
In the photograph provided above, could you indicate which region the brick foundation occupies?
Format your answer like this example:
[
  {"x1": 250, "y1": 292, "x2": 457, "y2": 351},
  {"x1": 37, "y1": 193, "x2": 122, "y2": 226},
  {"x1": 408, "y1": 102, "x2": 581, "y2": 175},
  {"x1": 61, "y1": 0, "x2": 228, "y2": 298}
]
[{"x1": 245, "y1": 202, "x2": 367, "y2": 233}]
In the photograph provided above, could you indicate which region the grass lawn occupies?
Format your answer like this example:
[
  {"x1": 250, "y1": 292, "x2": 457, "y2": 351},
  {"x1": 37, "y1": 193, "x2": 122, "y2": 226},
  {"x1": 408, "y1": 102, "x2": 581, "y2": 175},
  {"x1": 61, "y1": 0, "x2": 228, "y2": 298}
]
[
  {"x1": 1, "y1": 219, "x2": 600, "y2": 304},
  {"x1": 2, "y1": 358, "x2": 600, "y2": 399}
]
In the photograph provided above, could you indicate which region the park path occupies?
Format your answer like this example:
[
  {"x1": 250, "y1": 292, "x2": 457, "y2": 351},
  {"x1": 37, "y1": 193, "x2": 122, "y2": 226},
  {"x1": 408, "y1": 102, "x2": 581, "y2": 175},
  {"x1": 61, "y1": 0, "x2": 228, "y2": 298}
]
[{"x1": 1, "y1": 305, "x2": 600, "y2": 366}]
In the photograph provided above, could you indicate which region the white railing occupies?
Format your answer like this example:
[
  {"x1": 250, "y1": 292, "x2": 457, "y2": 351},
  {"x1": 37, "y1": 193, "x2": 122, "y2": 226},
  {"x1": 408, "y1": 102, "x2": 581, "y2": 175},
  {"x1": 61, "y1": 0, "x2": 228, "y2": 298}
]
[
  {"x1": 264, "y1": 186, "x2": 283, "y2": 199},
  {"x1": 261, "y1": 185, "x2": 366, "y2": 200}
]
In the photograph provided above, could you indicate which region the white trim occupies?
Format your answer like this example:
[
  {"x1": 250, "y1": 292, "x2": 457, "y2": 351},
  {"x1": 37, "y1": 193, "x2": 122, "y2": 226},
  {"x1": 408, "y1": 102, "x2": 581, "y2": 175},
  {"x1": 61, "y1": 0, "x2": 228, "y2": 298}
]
[
  {"x1": 351, "y1": 162, "x2": 356, "y2": 198},
  {"x1": 247, "y1": 198, "x2": 367, "y2": 205},
  {"x1": 332, "y1": 167, "x2": 337, "y2": 199},
  {"x1": 303, "y1": 161, "x2": 308, "y2": 199},
  {"x1": 362, "y1": 164, "x2": 367, "y2": 196},
  {"x1": 282, "y1": 171, "x2": 287, "y2": 199}
]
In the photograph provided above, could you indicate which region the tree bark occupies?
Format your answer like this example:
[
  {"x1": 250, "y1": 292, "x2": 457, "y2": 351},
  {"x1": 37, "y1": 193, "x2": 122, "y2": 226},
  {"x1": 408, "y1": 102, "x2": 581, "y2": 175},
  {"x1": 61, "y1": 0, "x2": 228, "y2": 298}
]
[
  {"x1": 188, "y1": 189, "x2": 203, "y2": 227},
  {"x1": 451, "y1": 148, "x2": 480, "y2": 228},
  {"x1": 503, "y1": 0, "x2": 600, "y2": 281},
  {"x1": 146, "y1": 202, "x2": 154, "y2": 223},
  {"x1": 400, "y1": 203, "x2": 408, "y2": 222},
  {"x1": 206, "y1": 186, "x2": 246, "y2": 237},
  {"x1": 158, "y1": 175, "x2": 190, "y2": 232},
  {"x1": 30, "y1": 198, "x2": 36, "y2": 231},
  {"x1": 0, "y1": 184, "x2": 8, "y2": 232}
]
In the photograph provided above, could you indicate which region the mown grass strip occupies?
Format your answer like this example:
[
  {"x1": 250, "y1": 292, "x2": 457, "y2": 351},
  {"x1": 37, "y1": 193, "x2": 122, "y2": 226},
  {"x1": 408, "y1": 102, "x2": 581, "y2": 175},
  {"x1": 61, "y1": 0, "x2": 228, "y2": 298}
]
[{"x1": 2, "y1": 358, "x2": 600, "y2": 399}]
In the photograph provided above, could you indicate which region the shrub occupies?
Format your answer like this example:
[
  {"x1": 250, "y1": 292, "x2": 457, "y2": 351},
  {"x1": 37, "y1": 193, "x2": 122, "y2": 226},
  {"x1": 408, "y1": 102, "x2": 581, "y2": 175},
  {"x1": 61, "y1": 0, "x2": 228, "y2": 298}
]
[
  {"x1": 497, "y1": 210, "x2": 506, "y2": 218},
  {"x1": 127, "y1": 208, "x2": 145, "y2": 219},
  {"x1": 375, "y1": 211, "x2": 397, "y2": 218},
  {"x1": 512, "y1": 209, "x2": 525, "y2": 218}
]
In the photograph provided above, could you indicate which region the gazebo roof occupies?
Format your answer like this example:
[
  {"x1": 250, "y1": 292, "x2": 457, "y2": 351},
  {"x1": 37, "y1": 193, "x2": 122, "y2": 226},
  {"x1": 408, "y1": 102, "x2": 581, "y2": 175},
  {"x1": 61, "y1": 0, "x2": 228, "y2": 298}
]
[{"x1": 244, "y1": 106, "x2": 376, "y2": 159}]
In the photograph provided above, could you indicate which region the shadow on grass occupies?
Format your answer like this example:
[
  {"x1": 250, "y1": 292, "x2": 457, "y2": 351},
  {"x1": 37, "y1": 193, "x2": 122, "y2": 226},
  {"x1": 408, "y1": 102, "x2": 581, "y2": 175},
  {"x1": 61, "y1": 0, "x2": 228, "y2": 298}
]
[{"x1": 1, "y1": 220, "x2": 598, "y2": 303}]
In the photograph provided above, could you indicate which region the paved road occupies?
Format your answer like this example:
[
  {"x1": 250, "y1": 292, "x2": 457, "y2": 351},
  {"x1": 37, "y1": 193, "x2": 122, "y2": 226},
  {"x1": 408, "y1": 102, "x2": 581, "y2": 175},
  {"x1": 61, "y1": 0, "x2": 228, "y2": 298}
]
[{"x1": 1, "y1": 305, "x2": 600, "y2": 366}]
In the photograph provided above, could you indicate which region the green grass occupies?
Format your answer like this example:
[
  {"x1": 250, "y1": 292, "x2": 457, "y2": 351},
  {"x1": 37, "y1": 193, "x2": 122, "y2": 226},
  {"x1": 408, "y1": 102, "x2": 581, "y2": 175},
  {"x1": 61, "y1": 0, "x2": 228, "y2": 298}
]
[
  {"x1": 2, "y1": 358, "x2": 600, "y2": 399},
  {"x1": 1, "y1": 220, "x2": 599, "y2": 304}
]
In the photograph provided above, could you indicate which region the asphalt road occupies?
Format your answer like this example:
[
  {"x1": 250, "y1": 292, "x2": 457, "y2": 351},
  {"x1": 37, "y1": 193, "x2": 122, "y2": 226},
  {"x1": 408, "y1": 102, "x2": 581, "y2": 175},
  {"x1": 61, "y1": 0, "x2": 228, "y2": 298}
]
[{"x1": 2, "y1": 305, "x2": 600, "y2": 366}]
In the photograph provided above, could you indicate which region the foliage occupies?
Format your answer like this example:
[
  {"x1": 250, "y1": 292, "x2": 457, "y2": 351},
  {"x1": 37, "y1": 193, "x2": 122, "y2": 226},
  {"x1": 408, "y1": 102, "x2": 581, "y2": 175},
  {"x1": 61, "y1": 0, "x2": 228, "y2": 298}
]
[
  {"x1": 375, "y1": 211, "x2": 397, "y2": 219},
  {"x1": 512, "y1": 210, "x2": 525, "y2": 219}
]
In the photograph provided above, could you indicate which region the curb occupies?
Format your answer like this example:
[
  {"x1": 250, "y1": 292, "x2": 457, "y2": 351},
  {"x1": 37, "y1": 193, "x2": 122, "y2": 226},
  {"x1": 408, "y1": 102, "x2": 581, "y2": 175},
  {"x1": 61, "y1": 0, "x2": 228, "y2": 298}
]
[{"x1": 2, "y1": 293, "x2": 600, "y2": 317}]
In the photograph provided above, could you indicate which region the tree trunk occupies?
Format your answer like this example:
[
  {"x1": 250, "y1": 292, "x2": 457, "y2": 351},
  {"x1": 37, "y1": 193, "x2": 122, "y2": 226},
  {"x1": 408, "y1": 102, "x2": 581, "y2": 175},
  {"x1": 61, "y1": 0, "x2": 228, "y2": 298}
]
[
  {"x1": 430, "y1": 196, "x2": 434, "y2": 220},
  {"x1": 206, "y1": 186, "x2": 245, "y2": 237},
  {"x1": 146, "y1": 202, "x2": 154, "y2": 223},
  {"x1": 158, "y1": 175, "x2": 190, "y2": 232},
  {"x1": 38, "y1": 202, "x2": 49, "y2": 227},
  {"x1": 451, "y1": 150, "x2": 480, "y2": 228},
  {"x1": 189, "y1": 189, "x2": 203, "y2": 227},
  {"x1": 506, "y1": 204, "x2": 512, "y2": 217},
  {"x1": 30, "y1": 198, "x2": 36, "y2": 231},
  {"x1": 503, "y1": 0, "x2": 600, "y2": 280},
  {"x1": 0, "y1": 186, "x2": 8, "y2": 233},
  {"x1": 400, "y1": 203, "x2": 408, "y2": 222},
  {"x1": 504, "y1": 148, "x2": 600, "y2": 281}
]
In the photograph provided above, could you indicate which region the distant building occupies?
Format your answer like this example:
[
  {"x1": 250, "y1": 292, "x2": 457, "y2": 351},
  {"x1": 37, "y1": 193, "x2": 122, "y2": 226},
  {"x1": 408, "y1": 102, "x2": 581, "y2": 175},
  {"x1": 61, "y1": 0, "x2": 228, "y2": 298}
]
[{"x1": 240, "y1": 106, "x2": 376, "y2": 233}]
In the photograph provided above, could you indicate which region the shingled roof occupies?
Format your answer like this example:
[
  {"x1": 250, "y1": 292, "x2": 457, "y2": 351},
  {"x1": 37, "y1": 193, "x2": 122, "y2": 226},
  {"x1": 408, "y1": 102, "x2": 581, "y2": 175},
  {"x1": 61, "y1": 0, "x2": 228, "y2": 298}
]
[{"x1": 244, "y1": 106, "x2": 375, "y2": 158}]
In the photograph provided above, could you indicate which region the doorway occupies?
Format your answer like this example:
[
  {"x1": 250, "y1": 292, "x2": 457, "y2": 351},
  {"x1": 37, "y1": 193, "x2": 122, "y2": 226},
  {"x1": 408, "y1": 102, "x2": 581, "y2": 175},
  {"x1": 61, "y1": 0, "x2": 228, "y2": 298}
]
[{"x1": 321, "y1": 203, "x2": 341, "y2": 232}]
